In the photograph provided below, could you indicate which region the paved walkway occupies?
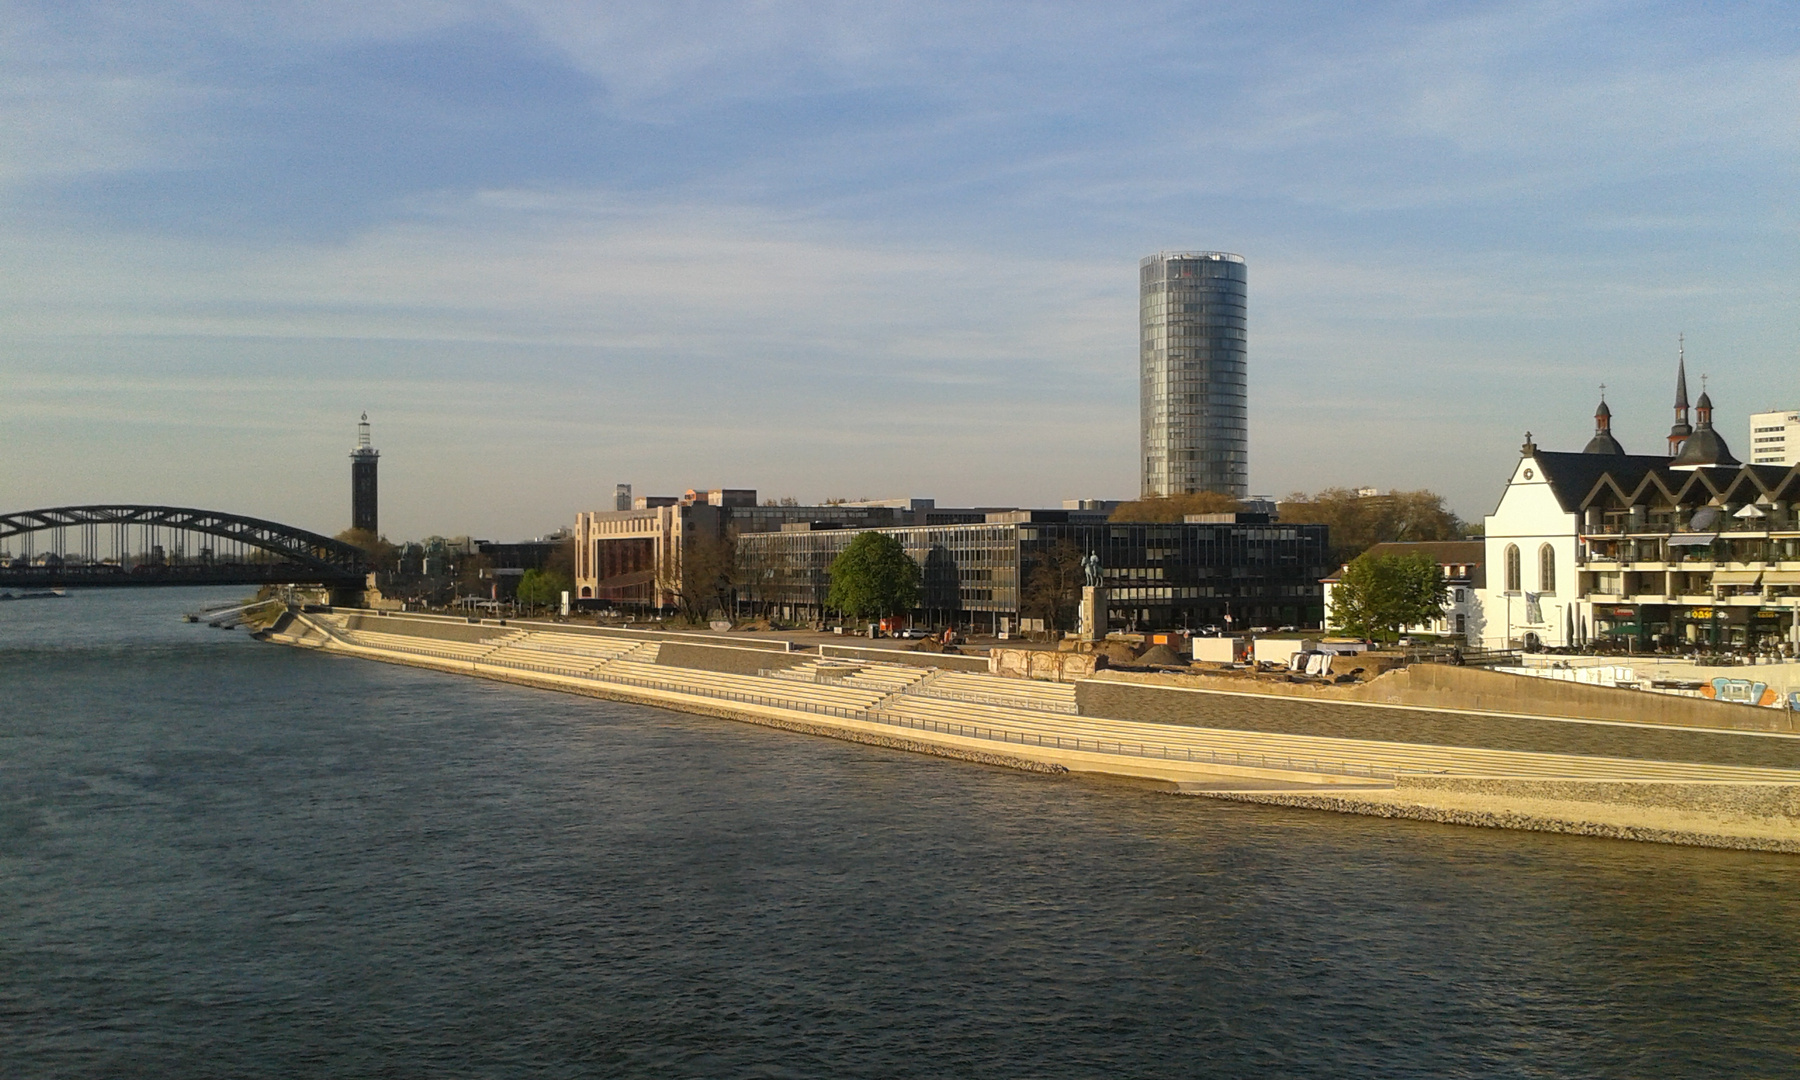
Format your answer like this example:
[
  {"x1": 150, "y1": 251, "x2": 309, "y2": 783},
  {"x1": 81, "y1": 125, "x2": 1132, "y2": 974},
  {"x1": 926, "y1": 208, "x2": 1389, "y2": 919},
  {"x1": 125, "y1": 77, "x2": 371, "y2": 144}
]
[{"x1": 295, "y1": 614, "x2": 1800, "y2": 789}]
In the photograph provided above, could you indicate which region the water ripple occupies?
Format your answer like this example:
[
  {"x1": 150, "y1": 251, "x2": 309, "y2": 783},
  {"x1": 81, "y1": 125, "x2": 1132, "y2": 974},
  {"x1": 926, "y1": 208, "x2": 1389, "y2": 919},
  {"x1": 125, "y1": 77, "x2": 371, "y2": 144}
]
[{"x1": 3, "y1": 590, "x2": 1797, "y2": 1078}]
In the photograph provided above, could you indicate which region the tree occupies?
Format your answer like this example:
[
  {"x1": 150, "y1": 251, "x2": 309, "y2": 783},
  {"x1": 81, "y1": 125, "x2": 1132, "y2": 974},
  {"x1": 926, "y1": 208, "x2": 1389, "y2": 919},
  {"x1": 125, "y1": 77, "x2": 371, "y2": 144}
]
[
  {"x1": 1278, "y1": 488, "x2": 1464, "y2": 564},
  {"x1": 516, "y1": 567, "x2": 571, "y2": 609},
  {"x1": 1109, "y1": 492, "x2": 1242, "y2": 523},
  {"x1": 1020, "y1": 539, "x2": 1084, "y2": 637},
  {"x1": 1329, "y1": 550, "x2": 1449, "y2": 643},
  {"x1": 453, "y1": 551, "x2": 492, "y2": 599},
  {"x1": 826, "y1": 532, "x2": 921, "y2": 620},
  {"x1": 334, "y1": 527, "x2": 399, "y2": 573},
  {"x1": 543, "y1": 538, "x2": 575, "y2": 584},
  {"x1": 664, "y1": 531, "x2": 736, "y2": 622}
]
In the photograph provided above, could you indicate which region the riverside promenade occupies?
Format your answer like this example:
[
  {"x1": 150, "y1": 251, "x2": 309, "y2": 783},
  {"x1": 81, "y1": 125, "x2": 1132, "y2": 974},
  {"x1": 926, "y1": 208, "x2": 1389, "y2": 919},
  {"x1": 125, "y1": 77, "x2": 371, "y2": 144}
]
[{"x1": 263, "y1": 609, "x2": 1800, "y2": 853}]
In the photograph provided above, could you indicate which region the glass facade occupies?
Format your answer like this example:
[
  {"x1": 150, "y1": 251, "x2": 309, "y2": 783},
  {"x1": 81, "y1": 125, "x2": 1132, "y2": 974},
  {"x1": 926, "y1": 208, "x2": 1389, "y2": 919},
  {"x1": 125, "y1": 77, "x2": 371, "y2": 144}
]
[
  {"x1": 736, "y1": 516, "x2": 1328, "y2": 631},
  {"x1": 1140, "y1": 252, "x2": 1248, "y2": 498}
]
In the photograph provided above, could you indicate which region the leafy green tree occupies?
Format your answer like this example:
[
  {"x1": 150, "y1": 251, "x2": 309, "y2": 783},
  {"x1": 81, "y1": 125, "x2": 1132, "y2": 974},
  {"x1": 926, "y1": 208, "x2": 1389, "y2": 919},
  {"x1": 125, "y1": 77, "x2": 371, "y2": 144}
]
[
  {"x1": 1329, "y1": 550, "x2": 1449, "y2": 643},
  {"x1": 826, "y1": 532, "x2": 921, "y2": 620},
  {"x1": 516, "y1": 567, "x2": 571, "y2": 609}
]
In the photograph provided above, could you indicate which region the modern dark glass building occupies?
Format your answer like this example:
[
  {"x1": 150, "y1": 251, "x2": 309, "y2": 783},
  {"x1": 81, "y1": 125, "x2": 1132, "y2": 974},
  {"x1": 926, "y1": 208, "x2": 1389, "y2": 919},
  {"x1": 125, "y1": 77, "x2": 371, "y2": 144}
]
[
  {"x1": 350, "y1": 413, "x2": 379, "y2": 535},
  {"x1": 735, "y1": 512, "x2": 1328, "y2": 632},
  {"x1": 1140, "y1": 251, "x2": 1248, "y2": 498}
]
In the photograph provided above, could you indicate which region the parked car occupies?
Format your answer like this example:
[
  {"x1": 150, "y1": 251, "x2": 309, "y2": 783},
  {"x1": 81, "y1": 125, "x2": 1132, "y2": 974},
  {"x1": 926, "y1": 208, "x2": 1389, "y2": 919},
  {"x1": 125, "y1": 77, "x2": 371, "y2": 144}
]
[{"x1": 897, "y1": 627, "x2": 930, "y2": 639}]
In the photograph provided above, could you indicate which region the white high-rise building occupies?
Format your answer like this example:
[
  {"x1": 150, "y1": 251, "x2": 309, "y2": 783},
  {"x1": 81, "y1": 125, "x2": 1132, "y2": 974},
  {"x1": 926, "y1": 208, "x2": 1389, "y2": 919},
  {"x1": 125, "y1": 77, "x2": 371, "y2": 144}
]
[
  {"x1": 1749, "y1": 410, "x2": 1800, "y2": 466},
  {"x1": 1139, "y1": 252, "x2": 1248, "y2": 498}
]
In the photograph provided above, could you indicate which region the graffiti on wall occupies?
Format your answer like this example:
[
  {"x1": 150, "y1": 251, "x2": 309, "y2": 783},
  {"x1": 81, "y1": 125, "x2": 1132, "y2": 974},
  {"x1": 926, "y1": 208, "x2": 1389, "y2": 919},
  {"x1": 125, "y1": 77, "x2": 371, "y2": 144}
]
[{"x1": 1700, "y1": 677, "x2": 1782, "y2": 707}]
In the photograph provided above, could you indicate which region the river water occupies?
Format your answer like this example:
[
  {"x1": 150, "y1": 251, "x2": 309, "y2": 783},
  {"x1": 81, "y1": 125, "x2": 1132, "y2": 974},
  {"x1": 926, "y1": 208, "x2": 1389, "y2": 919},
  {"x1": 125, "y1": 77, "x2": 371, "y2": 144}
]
[{"x1": 4, "y1": 589, "x2": 1799, "y2": 1078}]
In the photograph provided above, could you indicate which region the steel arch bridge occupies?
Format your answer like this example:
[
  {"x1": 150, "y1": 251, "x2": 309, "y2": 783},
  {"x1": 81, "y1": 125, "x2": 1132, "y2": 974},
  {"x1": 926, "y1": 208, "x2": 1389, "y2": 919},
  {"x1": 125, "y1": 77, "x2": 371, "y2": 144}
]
[{"x1": 0, "y1": 505, "x2": 368, "y2": 588}]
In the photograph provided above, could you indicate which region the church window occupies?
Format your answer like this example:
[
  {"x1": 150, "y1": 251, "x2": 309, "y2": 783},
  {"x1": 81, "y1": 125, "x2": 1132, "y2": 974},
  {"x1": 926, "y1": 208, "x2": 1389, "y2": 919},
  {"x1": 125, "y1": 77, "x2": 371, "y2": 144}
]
[
  {"x1": 1538, "y1": 544, "x2": 1556, "y2": 594},
  {"x1": 1504, "y1": 545, "x2": 1521, "y2": 593}
]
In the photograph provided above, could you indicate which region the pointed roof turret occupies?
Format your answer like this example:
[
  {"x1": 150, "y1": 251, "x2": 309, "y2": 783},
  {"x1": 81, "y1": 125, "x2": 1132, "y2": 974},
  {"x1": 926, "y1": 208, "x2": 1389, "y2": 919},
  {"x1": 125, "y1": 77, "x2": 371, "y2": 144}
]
[
  {"x1": 1674, "y1": 338, "x2": 1689, "y2": 409},
  {"x1": 1583, "y1": 391, "x2": 1624, "y2": 455},
  {"x1": 1670, "y1": 380, "x2": 1738, "y2": 470},
  {"x1": 1667, "y1": 336, "x2": 1693, "y2": 455}
]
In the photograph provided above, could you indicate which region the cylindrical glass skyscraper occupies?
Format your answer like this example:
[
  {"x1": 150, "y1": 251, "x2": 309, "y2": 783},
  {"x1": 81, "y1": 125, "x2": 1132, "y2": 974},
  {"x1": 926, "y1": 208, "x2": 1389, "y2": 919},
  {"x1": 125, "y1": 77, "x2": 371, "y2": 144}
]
[{"x1": 1139, "y1": 251, "x2": 1247, "y2": 498}]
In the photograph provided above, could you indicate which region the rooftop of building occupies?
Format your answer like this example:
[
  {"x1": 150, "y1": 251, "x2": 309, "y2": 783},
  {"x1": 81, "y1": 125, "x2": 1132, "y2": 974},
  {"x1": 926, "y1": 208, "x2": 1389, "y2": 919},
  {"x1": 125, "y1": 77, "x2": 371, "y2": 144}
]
[
  {"x1": 1142, "y1": 251, "x2": 1244, "y2": 264},
  {"x1": 1521, "y1": 448, "x2": 1800, "y2": 515}
]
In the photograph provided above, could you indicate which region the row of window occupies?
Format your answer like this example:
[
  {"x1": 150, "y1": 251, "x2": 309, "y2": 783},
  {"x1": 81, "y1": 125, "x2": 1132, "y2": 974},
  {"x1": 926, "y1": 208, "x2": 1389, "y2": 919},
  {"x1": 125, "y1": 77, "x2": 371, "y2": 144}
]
[{"x1": 1502, "y1": 543, "x2": 1557, "y2": 594}]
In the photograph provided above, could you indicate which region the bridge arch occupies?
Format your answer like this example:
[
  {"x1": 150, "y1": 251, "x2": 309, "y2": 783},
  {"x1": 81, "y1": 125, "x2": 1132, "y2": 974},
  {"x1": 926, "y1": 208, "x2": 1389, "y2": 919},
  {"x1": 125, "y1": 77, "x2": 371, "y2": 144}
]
[{"x1": 0, "y1": 505, "x2": 367, "y2": 586}]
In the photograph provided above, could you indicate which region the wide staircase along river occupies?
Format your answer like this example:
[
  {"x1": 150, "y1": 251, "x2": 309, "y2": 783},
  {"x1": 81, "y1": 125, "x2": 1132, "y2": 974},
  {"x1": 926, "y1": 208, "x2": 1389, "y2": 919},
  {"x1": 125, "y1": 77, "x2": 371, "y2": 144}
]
[{"x1": 288, "y1": 612, "x2": 1800, "y2": 790}]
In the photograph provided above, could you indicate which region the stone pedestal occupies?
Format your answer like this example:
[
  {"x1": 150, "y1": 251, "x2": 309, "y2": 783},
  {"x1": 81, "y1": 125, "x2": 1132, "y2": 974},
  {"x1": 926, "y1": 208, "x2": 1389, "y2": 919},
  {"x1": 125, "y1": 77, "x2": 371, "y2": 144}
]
[{"x1": 1078, "y1": 585, "x2": 1108, "y2": 643}]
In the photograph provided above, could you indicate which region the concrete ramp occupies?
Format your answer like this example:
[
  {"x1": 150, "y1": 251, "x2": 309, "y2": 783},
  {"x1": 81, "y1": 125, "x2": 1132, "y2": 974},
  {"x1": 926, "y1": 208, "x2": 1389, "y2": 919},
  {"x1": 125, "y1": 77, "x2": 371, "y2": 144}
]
[{"x1": 1191, "y1": 776, "x2": 1800, "y2": 853}]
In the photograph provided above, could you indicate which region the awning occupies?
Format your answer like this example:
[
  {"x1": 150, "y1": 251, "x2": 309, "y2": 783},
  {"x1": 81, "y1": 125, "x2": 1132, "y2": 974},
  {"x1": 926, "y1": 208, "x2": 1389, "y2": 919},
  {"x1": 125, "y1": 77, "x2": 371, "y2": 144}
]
[
  {"x1": 1712, "y1": 570, "x2": 1763, "y2": 585},
  {"x1": 1666, "y1": 533, "x2": 1719, "y2": 547},
  {"x1": 1764, "y1": 570, "x2": 1800, "y2": 585}
]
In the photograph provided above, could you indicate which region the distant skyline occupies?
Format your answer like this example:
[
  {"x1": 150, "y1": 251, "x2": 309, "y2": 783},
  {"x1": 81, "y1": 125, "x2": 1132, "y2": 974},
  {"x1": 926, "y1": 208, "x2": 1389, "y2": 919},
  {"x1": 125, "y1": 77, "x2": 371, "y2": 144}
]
[{"x1": 3, "y1": 2, "x2": 1795, "y2": 540}]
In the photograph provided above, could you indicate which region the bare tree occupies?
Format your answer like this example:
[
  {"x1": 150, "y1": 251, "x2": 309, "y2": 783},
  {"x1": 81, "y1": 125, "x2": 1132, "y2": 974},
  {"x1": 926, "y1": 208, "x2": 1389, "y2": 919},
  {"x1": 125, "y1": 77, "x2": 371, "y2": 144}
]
[
  {"x1": 1020, "y1": 539, "x2": 1084, "y2": 638},
  {"x1": 665, "y1": 530, "x2": 737, "y2": 622}
]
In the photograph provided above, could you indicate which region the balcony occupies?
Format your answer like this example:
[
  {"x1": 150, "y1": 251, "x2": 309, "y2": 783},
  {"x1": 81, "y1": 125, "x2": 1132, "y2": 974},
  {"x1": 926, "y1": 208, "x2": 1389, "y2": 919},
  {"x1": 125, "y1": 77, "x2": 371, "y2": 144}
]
[{"x1": 1580, "y1": 523, "x2": 1799, "y2": 540}]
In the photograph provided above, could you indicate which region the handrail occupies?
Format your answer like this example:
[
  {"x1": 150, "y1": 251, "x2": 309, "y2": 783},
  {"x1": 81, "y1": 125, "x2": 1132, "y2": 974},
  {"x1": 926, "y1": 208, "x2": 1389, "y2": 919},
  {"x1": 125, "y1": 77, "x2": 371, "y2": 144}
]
[{"x1": 324, "y1": 623, "x2": 1399, "y2": 781}]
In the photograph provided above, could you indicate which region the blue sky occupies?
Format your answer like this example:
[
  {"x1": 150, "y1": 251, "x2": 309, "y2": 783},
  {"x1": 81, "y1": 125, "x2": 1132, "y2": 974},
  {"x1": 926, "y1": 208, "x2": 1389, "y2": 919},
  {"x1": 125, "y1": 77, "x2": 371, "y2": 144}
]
[{"x1": 3, "y1": 1, "x2": 1795, "y2": 539}]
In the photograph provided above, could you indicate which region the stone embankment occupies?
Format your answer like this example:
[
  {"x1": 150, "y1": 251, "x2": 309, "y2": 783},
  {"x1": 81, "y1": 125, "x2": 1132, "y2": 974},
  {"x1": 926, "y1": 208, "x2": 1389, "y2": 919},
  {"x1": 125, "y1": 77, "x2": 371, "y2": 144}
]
[{"x1": 260, "y1": 609, "x2": 1800, "y2": 853}]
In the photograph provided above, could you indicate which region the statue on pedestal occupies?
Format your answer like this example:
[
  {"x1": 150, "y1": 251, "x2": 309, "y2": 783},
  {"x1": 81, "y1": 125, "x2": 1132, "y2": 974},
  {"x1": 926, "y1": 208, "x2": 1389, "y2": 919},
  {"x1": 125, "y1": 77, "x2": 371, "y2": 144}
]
[{"x1": 1078, "y1": 552, "x2": 1106, "y2": 641}]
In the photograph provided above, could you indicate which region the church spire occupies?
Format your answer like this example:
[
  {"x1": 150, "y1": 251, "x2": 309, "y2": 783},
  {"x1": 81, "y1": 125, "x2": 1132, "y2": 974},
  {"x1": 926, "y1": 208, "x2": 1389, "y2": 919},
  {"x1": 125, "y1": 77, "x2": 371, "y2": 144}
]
[
  {"x1": 1670, "y1": 375, "x2": 1739, "y2": 470},
  {"x1": 1667, "y1": 335, "x2": 1693, "y2": 456}
]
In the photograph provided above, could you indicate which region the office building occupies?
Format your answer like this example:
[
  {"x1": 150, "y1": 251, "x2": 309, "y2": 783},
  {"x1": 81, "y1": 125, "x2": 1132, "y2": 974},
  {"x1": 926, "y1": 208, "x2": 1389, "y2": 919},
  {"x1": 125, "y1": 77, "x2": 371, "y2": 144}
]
[
  {"x1": 736, "y1": 512, "x2": 1328, "y2": 633},
  {"x1": 1750, "y1": 410, "x2": 1800, "y2": 466},
  {"x1": 1140, "y1": 251, "x2": 1248, "y2": 499},
  {"x1": 574, "y1": 490, "x2": 943, "y2": 608},
  {"x1": 350, "y1": 412, "x2": 378, "y2": 534}
]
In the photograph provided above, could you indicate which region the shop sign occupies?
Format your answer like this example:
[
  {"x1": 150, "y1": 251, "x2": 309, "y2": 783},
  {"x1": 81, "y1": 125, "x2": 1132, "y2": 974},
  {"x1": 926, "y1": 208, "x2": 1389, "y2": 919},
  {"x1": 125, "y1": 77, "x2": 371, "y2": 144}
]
[
  {"x1": 1683, "y1": 607, "x2": 1715, "y2": 620},
  {"x1": 1752, "y1": 610, "x2": 1783, "y2": 621}
]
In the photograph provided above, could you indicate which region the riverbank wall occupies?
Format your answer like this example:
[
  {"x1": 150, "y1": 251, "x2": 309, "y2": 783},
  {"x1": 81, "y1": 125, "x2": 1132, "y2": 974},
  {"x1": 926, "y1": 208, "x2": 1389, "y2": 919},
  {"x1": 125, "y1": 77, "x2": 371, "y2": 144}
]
[
  {"x1": 260, "y1": 609, "x2": 1800, "y2": 852},
  {"x1": 1083, "y1": 664, "x2": 1796, "y2": 733}
]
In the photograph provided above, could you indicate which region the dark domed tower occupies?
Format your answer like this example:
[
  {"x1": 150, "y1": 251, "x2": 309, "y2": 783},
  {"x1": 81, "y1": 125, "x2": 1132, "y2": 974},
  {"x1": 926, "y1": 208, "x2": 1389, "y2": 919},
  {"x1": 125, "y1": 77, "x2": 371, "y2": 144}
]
[
  {"x1": 351, "y1": 413, "x2": 379, "y2": 534},
  {"x1": 1583, "y1": 394, "x2": 1625, "y2": 455},
  {"x1": 1670, "y1": 388, "x2": 1740, "y2": 470}
]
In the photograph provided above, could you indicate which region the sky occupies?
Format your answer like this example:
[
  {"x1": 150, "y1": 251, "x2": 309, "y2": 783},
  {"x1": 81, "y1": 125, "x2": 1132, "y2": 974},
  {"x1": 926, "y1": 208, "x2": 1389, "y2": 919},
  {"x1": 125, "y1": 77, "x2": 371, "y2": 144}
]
[{"x1": 2, "y1": 1, "x2": 1795, "y2": 540}]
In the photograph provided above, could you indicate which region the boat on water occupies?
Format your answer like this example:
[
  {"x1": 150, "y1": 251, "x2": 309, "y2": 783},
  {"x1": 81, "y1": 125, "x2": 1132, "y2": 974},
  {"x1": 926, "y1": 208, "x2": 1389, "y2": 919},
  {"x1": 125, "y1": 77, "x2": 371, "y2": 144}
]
[{"x1": 0, "y1": 588, "x2": 67, "y2": 601}]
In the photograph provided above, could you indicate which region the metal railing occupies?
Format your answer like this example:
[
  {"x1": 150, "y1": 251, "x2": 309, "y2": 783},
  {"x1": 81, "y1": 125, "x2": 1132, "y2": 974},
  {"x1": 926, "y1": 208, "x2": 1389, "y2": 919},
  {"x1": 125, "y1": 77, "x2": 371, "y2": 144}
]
[
  {"x1": 338, "y1": 633, "x2": 495, "y2": 662},
  {"x1": 913, "y1": 686, "x2": 1082, "y2": 714},
  {"x1": 516, "y1": 656, "x2": 1395, "y2": 779},
  {"x1": 873, "y1": 712, "x2": 1398, "y2": 780},
  {"x1": 323, "y1": 621, "x2": 1400, "y2": 780}
]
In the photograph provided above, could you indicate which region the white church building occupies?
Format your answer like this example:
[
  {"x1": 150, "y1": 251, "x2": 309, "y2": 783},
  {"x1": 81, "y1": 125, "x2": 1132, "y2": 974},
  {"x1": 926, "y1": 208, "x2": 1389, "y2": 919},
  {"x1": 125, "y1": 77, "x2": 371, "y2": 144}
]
[
  {"x1": 1480, "y1": 434, "x2": 1591, "y2": 650},
  {"x1": 1479, "y1": 352, "x2": 1800, "y2": 654}
]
